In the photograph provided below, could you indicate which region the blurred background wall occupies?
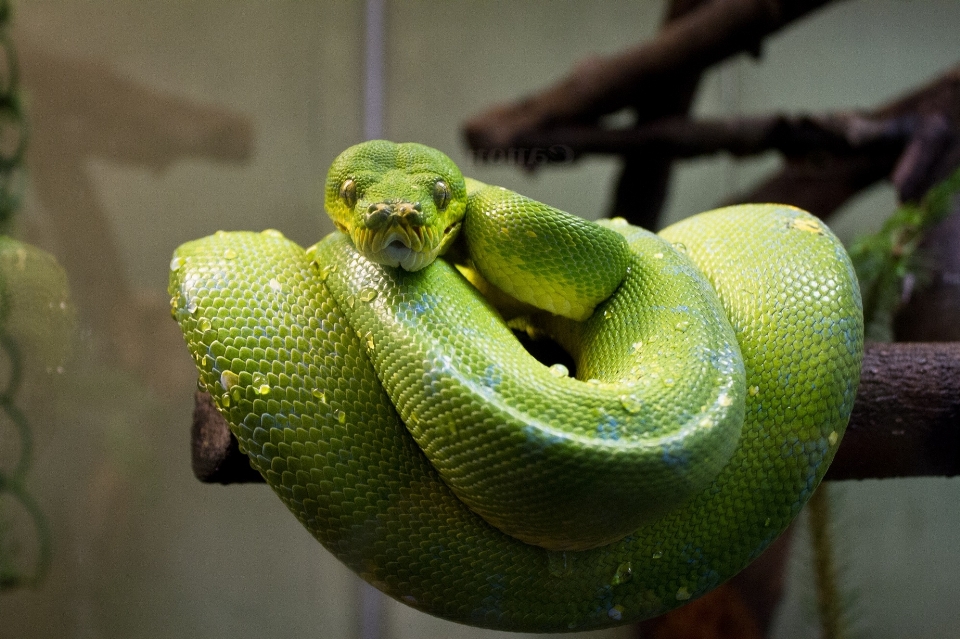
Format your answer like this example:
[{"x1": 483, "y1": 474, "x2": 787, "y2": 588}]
[{"x1": 1, "y1": 1, "x2": 958, "y2": 638}]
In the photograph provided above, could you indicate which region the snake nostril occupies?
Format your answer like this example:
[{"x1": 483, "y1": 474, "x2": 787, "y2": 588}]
[
  {"x1": 397, "y1": 202, "x2": 424, "y2": 225},
  {"x1": 365, "y1": 204, "x2": 392, "y2": 228}
]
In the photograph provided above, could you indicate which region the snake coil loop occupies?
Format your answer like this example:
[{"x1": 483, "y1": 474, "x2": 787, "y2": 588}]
[{"x1": 171, "y1": 141, "x2": 863, "y2": 632}]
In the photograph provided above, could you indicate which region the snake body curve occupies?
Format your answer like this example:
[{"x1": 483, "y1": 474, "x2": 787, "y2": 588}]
[{"x1": 169, "y1": 141, "x2": 863, "y2": 632}]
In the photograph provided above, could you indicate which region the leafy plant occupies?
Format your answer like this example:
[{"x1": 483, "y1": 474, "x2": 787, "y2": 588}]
[{"x1": 849, "y1": 167, "x2": 960, "y2": 340}]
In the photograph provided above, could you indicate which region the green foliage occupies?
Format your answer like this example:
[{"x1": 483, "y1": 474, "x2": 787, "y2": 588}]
[{"x1": 849, "y1": 167, "x2": 960, "y2": 341}]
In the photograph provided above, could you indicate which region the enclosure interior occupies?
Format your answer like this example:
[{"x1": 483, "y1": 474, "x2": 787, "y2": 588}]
[{"x1": 1, "y1": 2, "x2": 959, "y2": 639}]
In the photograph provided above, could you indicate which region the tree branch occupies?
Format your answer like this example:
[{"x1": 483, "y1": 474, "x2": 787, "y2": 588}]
[
  {"x1": 737, "y1": 65, "x2": 960, "y2": 216},
  {"x1": 607, "y1": 0, "x2": 709, "y2": 229},
  {"x1": 468, "y1": 64, "x2": 960, "y2": 222},
  {"x1": 494, "y1": 113, "x2": 916, "y2": 160},
  {"x1": 189, "y1": 342, "x2": 960, "y2": 485},
  {"x1": 463, "y1": 0, "x2": 845, "y2": 151},
  {"x1": 191, "y1": 391, "x2": 264, "y2": 484},
  {"x1": 825, "y1": 342, "x2": 960, "y2": 480}
]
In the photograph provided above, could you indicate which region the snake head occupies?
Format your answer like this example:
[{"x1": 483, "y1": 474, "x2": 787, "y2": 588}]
[{"x1": 324, "y1": 140, "x2": 467, "y2": 271}]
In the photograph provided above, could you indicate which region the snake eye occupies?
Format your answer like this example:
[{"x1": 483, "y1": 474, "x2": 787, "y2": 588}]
[
  {"x1": 433, "y1": 180, "x2": 450, "y2": 211},
  {"x1": 340, "y1": 179, "x2": 358, "y2": 208}
]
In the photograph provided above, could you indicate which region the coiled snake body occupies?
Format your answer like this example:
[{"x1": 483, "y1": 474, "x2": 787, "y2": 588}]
[{"x1": 170, "y1": 141, "x2": 863, "y2": 632}]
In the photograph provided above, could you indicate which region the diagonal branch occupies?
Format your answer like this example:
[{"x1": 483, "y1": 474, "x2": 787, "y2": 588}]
[
  {"x1": 493, "y1": 113, "x2": 916, "y2": 160},
  {"x1": 464, "y1": 0, "x2": 846, "y2": 151},
  {"x1": 737, "y1": 65, "x2": 960, "y2": 216}
]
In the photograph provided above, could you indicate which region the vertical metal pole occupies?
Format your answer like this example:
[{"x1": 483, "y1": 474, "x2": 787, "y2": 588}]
[
  {"x1": 359, "y1": 4, "x2": 387, "y2": 637},
  {"x1": 363, "y1": 0, "x2": 386, "y2": 141},
  {"x1": 359, "y1": 579, "x2": 385, "y2": 639}
]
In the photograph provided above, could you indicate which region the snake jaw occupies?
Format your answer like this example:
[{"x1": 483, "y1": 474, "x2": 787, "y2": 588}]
[
  {"x1": 380, "y1": 227, "x2": 423, "y2": 271},
  {"x1": 354, "y1": 220, "x2": 442, "y2": 271}
]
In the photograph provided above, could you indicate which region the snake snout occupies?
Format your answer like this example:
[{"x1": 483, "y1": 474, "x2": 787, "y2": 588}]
[{"x1": 365, "y1": 200, "x2": 425, "y2": 229}]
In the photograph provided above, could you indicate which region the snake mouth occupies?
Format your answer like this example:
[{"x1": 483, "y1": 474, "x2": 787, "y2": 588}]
[
  {"x1": 354, "y1": 223, "x2": 440, "y2": 271},
  {"x1": 382, "y1": 234, "x2": 418, "y2": 270}
]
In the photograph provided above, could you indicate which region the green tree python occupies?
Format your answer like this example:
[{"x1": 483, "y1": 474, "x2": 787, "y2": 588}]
[{"x1": 169, "y1": 140, "x2": 863, "y2": 632}]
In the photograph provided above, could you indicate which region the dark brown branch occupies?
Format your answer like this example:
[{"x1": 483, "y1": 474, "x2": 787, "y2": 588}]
[
  {"x1": 472, "y1": 64, "x2": 960, "y2": 222},
  {"x1": 738, "y1": 66, "x2": 960, "y2": 216},
  {"x1": 890, "y1": 113, "x2": 956, "y2": 202},
  {"x1": 894, "y1": 201, "x2": 960, "y2": 341},
  {"x1": 608, "y1": 0, "x2": 708, "y2": 230},
  {"x1": 191, "y1": 391, "x2": 264, "y2": 484},
  {"x1": 190, "y1": 342, "x2": 960, "y2": 484},
  {"x1": 468, "y1": 25, "x2": 960, "y2": 223},
  {"x1": 495, "y1": 114, "x2": 916, "y2": 160},
  {"x1": 464, "y1": 0, "x2": 844, "y2": 151},
  {"x1": 825, "y1": 342, "x2": 960, "y2": 480},
  {"x1": 734, "y1": 152, "x2": 902, "y2": 219}
]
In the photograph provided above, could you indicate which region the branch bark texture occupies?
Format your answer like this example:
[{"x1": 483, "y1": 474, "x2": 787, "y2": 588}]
[
  {"x1": 190, "y1": 343, "x2": 960, "y2": 484},
  {"x1": 464, "y1": 0, "x2": 844, "y2": 151}
]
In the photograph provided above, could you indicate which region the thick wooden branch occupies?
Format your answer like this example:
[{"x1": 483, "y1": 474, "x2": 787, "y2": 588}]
[
  {"x1": 190, "y1": 342, "x2": 960, "y2": 485},
  {"x1": 608, "y1": 0, "x2": 708, "y2": 231},
  {"x1": 464, "y1": 0, "x2": 844, "y2": 151},
  {"x1": 467, "y1": 11, "x2": 960, "y2": 224},
  {"x1": 738, "y1": 66, "x2": 960, "y2": 216},
  {"x1": 894, "y1": 205, "x2": 960, "y2": 342},
  {"x1": 494, "y1": 114, "x2": 916, "y2": 160},
  {"x1": 825, "y1": 342, "x2": 960, "y2": 480},
  {"x1": 191, "y1": 391, "x2": 264, "y2": 484},
  {"x1": 470, "y1": 65, "x2": 960, "y2": 222}
]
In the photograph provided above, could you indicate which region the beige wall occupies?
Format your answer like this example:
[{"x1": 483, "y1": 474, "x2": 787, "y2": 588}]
[{"x1": 3, "y1": 2, "x2": 958, "y2": 638}]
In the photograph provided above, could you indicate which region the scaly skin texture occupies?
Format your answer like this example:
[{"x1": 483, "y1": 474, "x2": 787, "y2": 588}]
[{"x1": 169, "y1": 142, "x2": 863, "y2": 632}]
